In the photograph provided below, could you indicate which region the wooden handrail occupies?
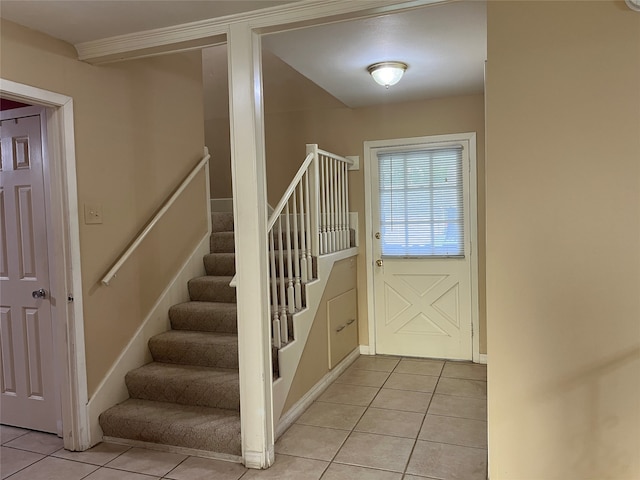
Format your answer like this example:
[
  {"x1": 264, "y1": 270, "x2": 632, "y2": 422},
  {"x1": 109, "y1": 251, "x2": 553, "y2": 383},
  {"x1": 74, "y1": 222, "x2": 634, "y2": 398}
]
[
  {"x1": 316, "y1": 148, "x2": 354, "y2": 165},
  {"x1": 267, "y1": 152, "x2": 314, "y2": 231},
  {"x1": 102, "y1": 148, "x2": 211, "y2": 285}
]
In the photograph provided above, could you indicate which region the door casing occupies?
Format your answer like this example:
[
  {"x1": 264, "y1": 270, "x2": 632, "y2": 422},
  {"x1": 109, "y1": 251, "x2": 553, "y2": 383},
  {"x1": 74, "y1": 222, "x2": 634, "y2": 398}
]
[
  {"x1": 0, "y1": 79, "x2": 89, "y2": 450},
  {"x1": 364, "y1": 132, "x2": 480, "y2": 362}
]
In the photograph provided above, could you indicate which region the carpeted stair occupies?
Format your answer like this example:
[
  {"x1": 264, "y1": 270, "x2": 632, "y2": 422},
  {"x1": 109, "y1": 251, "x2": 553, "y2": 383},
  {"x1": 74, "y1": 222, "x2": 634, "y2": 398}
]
[{"x1": 99, "y1": 212, "x2": 242, "y2": 456}]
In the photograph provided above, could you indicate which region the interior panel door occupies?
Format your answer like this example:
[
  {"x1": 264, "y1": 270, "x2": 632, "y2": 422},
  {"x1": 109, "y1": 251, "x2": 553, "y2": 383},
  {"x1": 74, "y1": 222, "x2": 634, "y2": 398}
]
[{"x1": 0, "y1": 112, "x2": 59, "y2": 433}]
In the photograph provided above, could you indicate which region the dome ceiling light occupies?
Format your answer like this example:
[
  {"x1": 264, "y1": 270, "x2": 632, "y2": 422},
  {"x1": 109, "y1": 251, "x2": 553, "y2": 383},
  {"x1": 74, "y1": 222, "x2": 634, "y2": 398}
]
[{"x1": 367, "y1": 61, "x2": 408, "y2": 88}]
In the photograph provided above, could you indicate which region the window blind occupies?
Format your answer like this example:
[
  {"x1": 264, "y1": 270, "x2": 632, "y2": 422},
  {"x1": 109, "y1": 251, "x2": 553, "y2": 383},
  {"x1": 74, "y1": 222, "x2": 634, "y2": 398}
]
[{"x1": 378, "y1": 146, "x2": 464, "y2": 257}]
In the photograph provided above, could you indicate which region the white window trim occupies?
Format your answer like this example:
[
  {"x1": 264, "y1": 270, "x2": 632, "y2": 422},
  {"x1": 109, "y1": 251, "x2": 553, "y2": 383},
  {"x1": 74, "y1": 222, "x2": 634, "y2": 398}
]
[{"x1": 363, "y1": 132, "x2": 481, "y2": 363}]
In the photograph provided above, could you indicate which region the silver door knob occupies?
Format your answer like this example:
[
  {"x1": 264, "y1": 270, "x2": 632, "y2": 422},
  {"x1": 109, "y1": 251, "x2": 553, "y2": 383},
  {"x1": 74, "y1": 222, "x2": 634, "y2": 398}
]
[
  {"x1": 32, "y1": 288, "x2": 47, "y2": 299},
  {"x1": 376, "y1": 259, "x2": 383, "y2": 267}
]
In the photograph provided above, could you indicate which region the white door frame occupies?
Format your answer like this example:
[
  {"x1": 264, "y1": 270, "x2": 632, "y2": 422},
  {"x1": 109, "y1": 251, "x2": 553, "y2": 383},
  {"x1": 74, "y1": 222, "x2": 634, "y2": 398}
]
[
  {"x1": 363, "y1": 132, "x2": 481, "y2": 363},
  {"x1": 0, "y1": 79, "x2": 89, "y2": 450}
]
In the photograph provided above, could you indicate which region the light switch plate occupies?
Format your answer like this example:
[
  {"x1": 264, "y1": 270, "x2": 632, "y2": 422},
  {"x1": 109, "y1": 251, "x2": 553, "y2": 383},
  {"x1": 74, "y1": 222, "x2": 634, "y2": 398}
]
[{"x1": 84, "y1": 204, "x2": 103, "y2": 224}]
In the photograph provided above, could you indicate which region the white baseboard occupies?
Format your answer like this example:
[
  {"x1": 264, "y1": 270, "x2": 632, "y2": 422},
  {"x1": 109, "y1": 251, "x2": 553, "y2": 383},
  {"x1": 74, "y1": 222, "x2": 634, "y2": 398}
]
[
  {"x1": 243, "y1": 447, "x2": 275, "y2": 470},
  {"x1": 359, "y1": 345, "x2": 373, "y2": 355},
  {"x1": 479, "y1": 353, "x2": 488, "y2": 365},
  {"x1": 275, "y1": 347, "x2": 360, "y2": 440},
  {"x1": 86, "y1": 234, "x2": 209, "y2": 446}
]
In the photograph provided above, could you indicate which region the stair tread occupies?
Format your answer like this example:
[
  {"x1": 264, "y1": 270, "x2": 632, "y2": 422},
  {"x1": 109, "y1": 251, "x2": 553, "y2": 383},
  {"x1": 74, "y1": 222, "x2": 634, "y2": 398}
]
[
  {"x1": 189, "y1": 275, "x2": 234, "y2": 283},
  {"x1": 152, "y1": 330, "x2": 238, "y2": 345},
  {"x1": 129, "y1": 362, "x2": 238, "y2": 380},
  {"x1": 126, "y1": 362, "x2": 239, "y2": 410},
  {"x1": 99, "y1": 398, "x2": 241, "y2": 456},
  {"x1": 170, "y1": 301, "x2": 237, "y2": 314}
]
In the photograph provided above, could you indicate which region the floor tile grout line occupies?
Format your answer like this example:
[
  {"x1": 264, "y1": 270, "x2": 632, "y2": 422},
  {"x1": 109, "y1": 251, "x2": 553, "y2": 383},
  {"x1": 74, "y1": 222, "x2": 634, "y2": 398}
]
[
  {"x1": 3, "y1": 452, "x2": 58, "y2": 479},
  {"x1": 426, "y1": 412, "x2": 487, "y2": 421},
  {"x1": 401, "y1": 364, "x2": 444, "y2": 478},
  {"x1": 418, "y1": 438, "x2": 489, "y2": 451}
]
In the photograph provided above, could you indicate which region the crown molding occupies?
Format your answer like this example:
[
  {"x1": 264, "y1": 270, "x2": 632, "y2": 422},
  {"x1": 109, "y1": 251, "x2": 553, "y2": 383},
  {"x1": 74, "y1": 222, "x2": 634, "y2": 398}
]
[{"x1": 75, "y1": 0, "x2": 441, "y2": 64}]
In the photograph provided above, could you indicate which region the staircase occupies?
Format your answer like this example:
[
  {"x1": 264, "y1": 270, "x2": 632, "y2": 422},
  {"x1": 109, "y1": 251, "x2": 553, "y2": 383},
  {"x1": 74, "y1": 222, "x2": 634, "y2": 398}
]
[{"x1": 99, "y1": 212, "x2": 242, "y2": 456}]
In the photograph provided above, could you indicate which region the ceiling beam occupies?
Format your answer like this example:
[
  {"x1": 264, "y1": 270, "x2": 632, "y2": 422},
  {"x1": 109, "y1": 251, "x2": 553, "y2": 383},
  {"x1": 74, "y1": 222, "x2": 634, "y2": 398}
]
[{"x1": 75, "y1": 0, "x2": 446, "y2": 64}]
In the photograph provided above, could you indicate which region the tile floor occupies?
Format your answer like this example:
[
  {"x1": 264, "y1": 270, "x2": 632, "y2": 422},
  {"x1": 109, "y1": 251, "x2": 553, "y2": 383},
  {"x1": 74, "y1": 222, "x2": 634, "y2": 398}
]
[{"x1": 0, "y1": 356, "x2": 487, "y2": 480}]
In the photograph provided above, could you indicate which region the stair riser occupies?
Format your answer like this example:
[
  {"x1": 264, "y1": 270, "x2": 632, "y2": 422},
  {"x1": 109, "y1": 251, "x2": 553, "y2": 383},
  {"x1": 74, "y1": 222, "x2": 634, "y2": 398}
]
[
  {"x1": 126, "y1": 373, "x2": 240, "y2": 411},
  {"x1": 188, "y1": 279, "x2": 236, "y2": 303},
  {"x1": 99, "y1": 400, "x2": 241, "y2": 456},
  {"x1": 211, "y1": 213, "x2": 234, "y2": 234},
  {"x1": 149, "y1": 340, "x2": 239, "y2": 369},
  {"x1": 203, "y1": 254, "x2": 236, "y2": 276},
  {"x1": 169, "y1": 306, "x2": 237, "y2": 334},
  {"x1": 210, "y1": 233, "x2": 235, "y2": 253}
]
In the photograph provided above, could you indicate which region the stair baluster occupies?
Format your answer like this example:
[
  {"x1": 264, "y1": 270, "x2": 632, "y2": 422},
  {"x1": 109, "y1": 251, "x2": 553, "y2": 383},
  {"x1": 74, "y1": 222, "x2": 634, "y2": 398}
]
[
  {"x1": 292, "y1": 194, "x2": 302, "y2": 310},
  {"x1": 269, "y1": 229, "x2": 282, "y2": 349},
  {"x1": 276, "y1": 217, "x2": 289, "y2": 343},
  {"x1": 298, "y1": 176, "x2": 308, "y2": 284}
]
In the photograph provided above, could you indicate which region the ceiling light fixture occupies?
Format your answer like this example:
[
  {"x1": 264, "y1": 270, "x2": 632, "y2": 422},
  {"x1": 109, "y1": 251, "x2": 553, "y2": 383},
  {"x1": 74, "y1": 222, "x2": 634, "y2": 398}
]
[{"x1": 367, "y1": 61, "x2": 408, "y2": 88}]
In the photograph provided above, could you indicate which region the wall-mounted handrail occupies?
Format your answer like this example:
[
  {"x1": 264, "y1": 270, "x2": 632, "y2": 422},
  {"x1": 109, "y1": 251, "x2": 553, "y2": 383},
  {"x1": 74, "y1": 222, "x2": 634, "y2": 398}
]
[{"x1": 102, "y1": 148, "x2": 211, "y2": 286}]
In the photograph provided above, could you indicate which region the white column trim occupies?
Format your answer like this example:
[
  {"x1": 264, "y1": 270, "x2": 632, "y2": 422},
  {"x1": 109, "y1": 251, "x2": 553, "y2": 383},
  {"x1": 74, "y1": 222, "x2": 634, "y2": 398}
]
[{"x1": 227, "y1": 23, "x2": 274, "y2": 469}]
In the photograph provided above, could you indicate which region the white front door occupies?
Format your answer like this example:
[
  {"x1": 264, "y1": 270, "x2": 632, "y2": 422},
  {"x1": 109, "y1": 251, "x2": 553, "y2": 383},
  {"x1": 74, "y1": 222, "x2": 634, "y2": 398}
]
[
  {"x1": 369, "y1": 134, "x2": 476, "y2": 360},
  {"x1": 0, "y1": 111, "x2": 59, "y2": 433}
]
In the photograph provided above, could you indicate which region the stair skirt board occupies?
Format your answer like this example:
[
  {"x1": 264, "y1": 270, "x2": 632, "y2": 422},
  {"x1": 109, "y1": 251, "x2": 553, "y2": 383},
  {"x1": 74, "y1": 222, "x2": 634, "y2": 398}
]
[
  {"x1": 276, "y1": 347, "x2": 360, "y2": 440},
  {"x1": 88, "y1": 233, "x2": 210, "y2": 446},
  {"x1": 99, "y1": 211, "x2": 242, "y2": 455},
  {"x1": 272, "y1": 247, "x2": 359, "y2": 422},
  {"x1": 103, "y1": 436, "x2": 242, "y2": 464}
]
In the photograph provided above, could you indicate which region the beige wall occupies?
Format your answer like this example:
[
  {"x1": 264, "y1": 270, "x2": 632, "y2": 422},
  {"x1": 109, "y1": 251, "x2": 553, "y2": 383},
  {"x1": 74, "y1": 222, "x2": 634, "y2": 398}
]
[
  {"x1": 1, "y1": 20, "x2": 207, "y2": 396},
  {"x1": 265, "y1": 94, "x2": 487, "y2": 354},
  {"x1": 486, "y1": 1, "x2": 640, "y2": 478},
  {"x1": 204, "y1": 57, "x2": 487, "y2": 355}
]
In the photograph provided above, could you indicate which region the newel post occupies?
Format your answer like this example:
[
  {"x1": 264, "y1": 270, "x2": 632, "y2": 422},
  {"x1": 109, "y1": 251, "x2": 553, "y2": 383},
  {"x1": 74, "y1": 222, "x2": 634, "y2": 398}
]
[
  {"x1": 306, "y1": 144, "x2": 320, "y2": 258},
  {"x1": 228, "y1": 22, "x2": 274, "y2": 469}
]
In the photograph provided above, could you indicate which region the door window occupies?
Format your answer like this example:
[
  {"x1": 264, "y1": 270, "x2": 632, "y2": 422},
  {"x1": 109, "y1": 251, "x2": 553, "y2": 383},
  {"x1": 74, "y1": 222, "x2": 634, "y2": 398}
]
[{"x1": 377, "y1": 146, "x2": 464, "y2": 257}]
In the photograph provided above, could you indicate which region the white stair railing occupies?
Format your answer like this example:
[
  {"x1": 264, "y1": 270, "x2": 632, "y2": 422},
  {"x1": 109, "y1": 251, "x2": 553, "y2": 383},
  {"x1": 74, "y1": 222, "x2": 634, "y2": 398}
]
[
  {"x1": 312, "y1": 145, "x2": 352, "y2": 255},
  {"x1": 266, "y1": 145, "x2": 353, "y2": 353}
]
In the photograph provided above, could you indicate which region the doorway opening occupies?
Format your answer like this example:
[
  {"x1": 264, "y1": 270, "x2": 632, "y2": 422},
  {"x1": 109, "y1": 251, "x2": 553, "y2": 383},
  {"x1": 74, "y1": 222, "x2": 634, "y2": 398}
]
[
  {"x1": 0, "y1": 79, "x2": 89, "y2": 451},
  {"x1": 364, "y1": 133, "x2": 481, "y2": 362}
]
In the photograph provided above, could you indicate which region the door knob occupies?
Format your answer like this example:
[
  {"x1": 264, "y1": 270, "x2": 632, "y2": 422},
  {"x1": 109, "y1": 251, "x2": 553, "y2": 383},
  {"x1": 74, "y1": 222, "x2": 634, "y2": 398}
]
[
  {"x1": 376, "y1": 259, "x2": 383, "y2": 267},
  {"x1": 32, "y1": 288, "x2": 47, "y2": 299},
  {"x1": 375, "y1": 232, "x2": 381, "y2": 239}
]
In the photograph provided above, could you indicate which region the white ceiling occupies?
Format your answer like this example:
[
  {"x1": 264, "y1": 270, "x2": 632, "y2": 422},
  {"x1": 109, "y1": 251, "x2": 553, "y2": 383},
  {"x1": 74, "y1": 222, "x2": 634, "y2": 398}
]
[
  {"x1": 0, "y1": 0, "x2": 486, "y2": 108},
  {"x1": 263, "y1": 1, "x2": 486, "y2": 108}
]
